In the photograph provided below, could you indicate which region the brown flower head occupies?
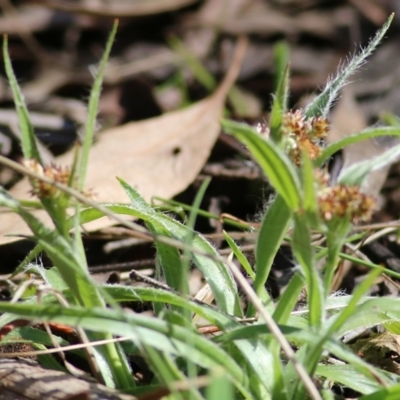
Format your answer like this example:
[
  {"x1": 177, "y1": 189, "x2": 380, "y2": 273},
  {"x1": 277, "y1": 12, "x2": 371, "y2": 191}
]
[
  {"x1": 317, "y1": 184, "x2": 376, "y2": 224},
  {"x1": 24, "y1": 159, "x2": 71, "y2": 198},
  {"x1": 282, "y1": 110, "x2": 329, "y2": 166}
]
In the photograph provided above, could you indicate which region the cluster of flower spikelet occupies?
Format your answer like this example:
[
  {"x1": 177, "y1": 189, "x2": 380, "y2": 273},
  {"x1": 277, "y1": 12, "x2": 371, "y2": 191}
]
[
  {"x1": 282, "y1": 109, "x2": 329, "y2": 166},
  {"x1": 314, "y1": 170, "x2": 376, "y2": 224},
  {"x1": 259, "y1": 109, "x2": 377, "y2": 223},
  {"x1": 24, "y1": 159, "x2": 72, "y2": 198}
]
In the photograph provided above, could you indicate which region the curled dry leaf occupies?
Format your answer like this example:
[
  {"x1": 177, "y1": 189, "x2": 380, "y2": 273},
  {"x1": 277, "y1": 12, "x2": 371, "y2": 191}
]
[{"x1": 0, "y1": 38, "x2": 247, "y2": 245}]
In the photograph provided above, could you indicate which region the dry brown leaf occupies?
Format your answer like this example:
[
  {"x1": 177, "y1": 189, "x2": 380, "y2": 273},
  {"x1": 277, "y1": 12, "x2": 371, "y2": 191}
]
[
  {"x1": 186, "y1": 0, "x2": 343, "y2": 38},
  {"x1": 350, "y1": 332, "x2": 400, "y2": 374},
  {"x1": 40, "y1": 0, "x2": 200, "y2": 17},
  {"x1": 0, "y1": 38, "x2": 247, "y2": 245}
]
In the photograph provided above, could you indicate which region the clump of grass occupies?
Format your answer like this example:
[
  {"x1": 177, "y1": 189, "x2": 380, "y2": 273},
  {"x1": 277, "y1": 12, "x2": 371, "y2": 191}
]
[{"x1": 1, "y1": 13, "x2": 400, "y2": 400}]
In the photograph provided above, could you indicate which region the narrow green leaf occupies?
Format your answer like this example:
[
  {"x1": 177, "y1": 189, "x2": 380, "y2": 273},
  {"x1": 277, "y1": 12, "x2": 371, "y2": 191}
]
[
  {"x1": 75, "y1": 20, "x2": 118, "y2": 190},
  {"x1": 181, "y1": 177, "x2": 211, "y2": 296},
  {"x1": 336, "y1": 297, "x2": 400, "y2": 338},
  {"x1": 206, "y1": 371, "x2": 234, "y2": 400},
  {"x1": 89, "y1": 180, "x2": 242, "y2": 316},
  {"x1": 102, "y1": 284, "x2": 274, "y2": 395},
  {"x1": 316, "y1": 364, "x2": 383, "y2": 396},
  {"x1": 0, "y1": 188, "x2": 94, "y2": 307},
  {"x1": 273, "y1": 41, "x2": 290, "y2": 92},
  {"x1": 223, "y1": 230, "x2": 256, "y2": 280},
  {"x1": 305, "y1": 13, "x2": 393, "y2": 117},
  {"x1": 325, "y1": 339, "x2": 392, "y2": 388},
  {"x1": 338, "y1": 140, "x2": 400, "y2": 186},
  {"x1": 316, "y1": 127, "x2": 400, "y2": 167},
  {"x1": 269, "y1": 63, "x2": 290, "y2": 144},
  {"x1": 0, "y1": 301, "x2": 251, "y2": 397},
  {"x1": 360, "y1": 384, "x2": 400, "y2": 400},
  {"x1": 169, "y1": 36, "x2": 216, "y2": 91},
  {"x1": 323, "y1": 218, "x2": 351, "y2": 294},
  {"x1": 222, "y1": 119, "x2": 301, "y2": 211},
  {"x1": 248, "y1": 195, "x2": 291, "y2": 317},
  {"x1": 273, "y1": 272, "x2": 304, "y2": 324},
  {"x1": 3, "y1": 36, "x2": 41, "y2": 162}
]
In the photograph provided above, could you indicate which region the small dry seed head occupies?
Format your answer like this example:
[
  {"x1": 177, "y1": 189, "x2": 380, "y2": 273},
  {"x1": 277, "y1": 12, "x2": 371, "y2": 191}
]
[
  {"x1": 317, "y1": 184, "x2": 377, "y2": 223},
  {"x1": 282, "y1": 110, "x2": 329, "y2": 165},
  {"x1": 24, "y1": 159, "x2": 72, "y2": 198},
  {"x1": 310, "y1": 116, "x2": 329, "y2": 139},
  {"x1": 314, "y1": 169, "x2": 331, "y2": 188}
]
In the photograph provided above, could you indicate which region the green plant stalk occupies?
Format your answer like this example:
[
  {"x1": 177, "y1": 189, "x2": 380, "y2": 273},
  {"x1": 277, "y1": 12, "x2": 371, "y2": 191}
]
[
  {"x1": 292, "y1": 215, "x2": 324, "y2": 327},
  {"x1": 323, "y1": 219, "x2": 351, "y2": 294},
  {"x1": 42, "y1": 197, "x2": 70, "y2": 239},
  {"x1": 182, "y1": 177, "x2": 211, "y2": 297}
]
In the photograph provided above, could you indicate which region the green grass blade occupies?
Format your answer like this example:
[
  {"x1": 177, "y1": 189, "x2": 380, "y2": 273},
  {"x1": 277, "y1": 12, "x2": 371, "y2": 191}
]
[
  {"x1": 269, "y1": 63, "x2": 290, "y2": 144},
  {"x1": 0, "y1": 188, "x2": 95, "y2": 306},
  {"x1": 248, "y1": 195, "x2": 291, "y2": 317},
  {"x1": 305, "y1": 13, "x2": 393, "y2": 117},
  {"x1": 3, "y1": 36, "x2": 41, "y2": 162},
  {"x1": 360, "y1": 384, "x2": 400, "y2": 400},
  {"x1": 75, "y1": 20, "x2": 118, "y2": 190},
  {"x1": 273, "y1": 41, "x2": 290, "y2": 92},
  {"x1": 181, "y1": 177, "x2": 211, "y2": 295},
  {"x1": 336, "y1": 297, "x2": 400, "y2": 338},
  {"x1": 223, "y1": 230, "x2": 255, "y2": 281},
  {"x1": 316, "y1": 127, "x2": 400, "y2": 167},
  {"x1": 206, "y1": 372, "x2": 235, "y2": 400},
  {"x1": 338, "y1": 140, "x2": 400, "y2": 186},
  {"x1": 101, "y1": 284, "x2": 274, "y2": 395},
  {"x1": 273, "y1": 272, "x2": 304, "y2": 324},
  {"x1": 100, "y1": 179, "x2": 242, "y2": 316},
  {"x1": 325, "y1": 339, "x2": 392, "y2": 388},
  {"x1": 222, "y1": 119, "x2": 301, "y2": 211},
  {"x1": 316, "y1": 364, "x2": 384, "y2": 396},
  {"x1": 0, "y1": 301, "x2": 251, "y2": 397}
]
